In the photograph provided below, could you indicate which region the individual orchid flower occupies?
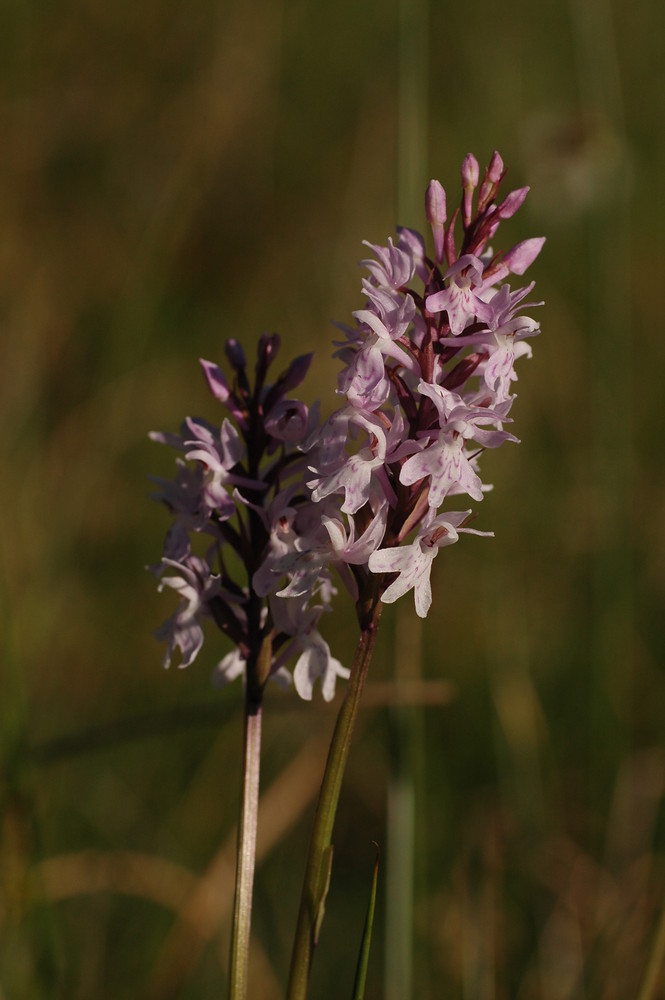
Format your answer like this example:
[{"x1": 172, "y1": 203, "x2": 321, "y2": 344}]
[
  {"x1": 293, "y1": 635, "x2": 349, "y2": 702},
  {"x1": 360, "y1": 237, "x2": 415, "y2": 289},
  {"x1": 153, "y1": 554, "x2": 220, "y2": 668},
  {"x1": 368, "y1": 510, "x2": 492, "y2": 618},
  {"x1": 308, "y1": 409, "x2": 390, "y2": 514},
  {"x1": 400, "y1": 433, "x2": 485, "y2": 506},
  {"x1": 425, "y1": 254, "x2": 495, "y2": 336}
]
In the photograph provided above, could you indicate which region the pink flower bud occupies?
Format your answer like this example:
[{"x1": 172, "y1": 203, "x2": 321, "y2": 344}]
[
  {"x1": 487, "y1": 150, "x2": 504, "y2": 184},
  {"x1": 199, "y1": 358, "x2": 232, "y2": 403},
  {"x1": 425, "y1": 179, "x2": 447, "y2": 263},
  {"x1": 461, "y1": 153, "x2": 479, "y2": 189},
  {"x1": 425, "y1": 179, "x2": 447, "y2": 225},
  {"x1": 496, "y1": 186, "x2": 529, "y2": 220},
  {"x1": 502, "y1": 236, "x2": 546, "y2": 275},
  {"x1": 461, "y1": 154, "x2": 479, "y2": 228},
  {"x1": 199, "y1": 358, "x2": 247, "y2": 425},
  {"x1": 478, "y1": 151, "x2": 505, "y2": 212}
]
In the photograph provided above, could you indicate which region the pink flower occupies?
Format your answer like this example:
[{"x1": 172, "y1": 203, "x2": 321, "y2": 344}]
[
  {"x1": 293, "y1": 636, "x2": 349, "y2": 702},
  {"x1": 321, "y1": 502, "x2": 388, "y2": 565},
  {"x1": 400, "y1": 433, "x2": 484, "y2": 505},
  {"x1": 425, "y1": 255, "x2": 495, "y2": 335},
  {"x1": 360, "y1": 237, "x2": 415, "y2": 289},
  {"x1": 368, "y1": 511, "x2": 491, "y2": 617},
  {"x1": 308, "y1": 410, "x2": 389, "y2": 514},
  {"x1": 154, "y1": 555, "x2": 220, "y2": 668}
]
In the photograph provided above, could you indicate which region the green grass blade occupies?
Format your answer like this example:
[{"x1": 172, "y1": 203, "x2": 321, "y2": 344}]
[{"x1": 351, "y1": 847, "x2": 380, "y2": 1000}]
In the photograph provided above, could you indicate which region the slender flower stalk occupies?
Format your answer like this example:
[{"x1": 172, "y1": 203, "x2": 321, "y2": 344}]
[
  {"x1": 287, "y1": 594, "x2": 383, "y2": 1000},
  {"x1": 228, "y1": 695, "x2": 262, "y2": 1000}
]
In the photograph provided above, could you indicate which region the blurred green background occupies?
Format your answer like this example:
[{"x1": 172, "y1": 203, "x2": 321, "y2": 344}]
[{"x1": 2, "y1": 0, "x2": 665, "y2": 996}]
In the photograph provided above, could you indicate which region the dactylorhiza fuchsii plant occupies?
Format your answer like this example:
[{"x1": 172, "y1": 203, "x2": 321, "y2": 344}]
[{"x1": 149, "y1": 151, "x2": 544, "y2": 1000}]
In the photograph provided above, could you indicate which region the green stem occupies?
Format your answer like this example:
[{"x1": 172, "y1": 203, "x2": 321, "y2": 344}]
[
  {"x1": 228, "y1": 693, "x2": 262, "y2": 1000},
  {"x1": 286, "y1": 597, "x2": 383, "y2": 1000}
]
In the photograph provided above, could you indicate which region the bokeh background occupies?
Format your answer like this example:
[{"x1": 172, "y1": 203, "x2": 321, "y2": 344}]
[{"x1": 2, "y1": 0, "x2": 665, "y2": 996}]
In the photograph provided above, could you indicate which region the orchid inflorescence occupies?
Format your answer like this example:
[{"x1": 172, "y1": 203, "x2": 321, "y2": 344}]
[{"x1": 150, "y1": 150, "x2": 544, "y2": 704}]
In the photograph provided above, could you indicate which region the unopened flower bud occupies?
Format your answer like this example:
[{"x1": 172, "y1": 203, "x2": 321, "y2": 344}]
[
  {"x1": 461, "y1": 153, "x2": 479, "y2": 189},
  {"x1": 277, "y1": 353, "x2": 314, "y2": 395},
  {"x1": 461, "y1": 154, "x2": 479, "y2": 227},
  {"x1": 502, "y1": 236, "x2": 546, "y2": 275},
  {"x1": 496, "y1": 186, "x2": 529, "y2": 220},
  {"x1": 258, "y1": 332, "x2": 280, "y2": 365},
  {"x1": 200, "y1": 358, "x2": 232, "y2": 404},
  {"x1": 256, "y1": 332, "x2": 281, "y2": 388},
  {"x1": 487, "y1": 150, "x2": 504, "y2": 184},
  {"x1": 225, "y1": 338, "x2": 247, "y2": 370},
  {"x1": 425, "y1": 179, "x2": 447, "y2": 263},
  {"x1": 478, "y1": 150, "x2": 505, "y2": 211}
]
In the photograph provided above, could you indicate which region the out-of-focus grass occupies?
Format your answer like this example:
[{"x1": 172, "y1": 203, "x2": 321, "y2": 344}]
[{"x1": 2, "y1": 0, "x2": 665, "y2": 996}]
